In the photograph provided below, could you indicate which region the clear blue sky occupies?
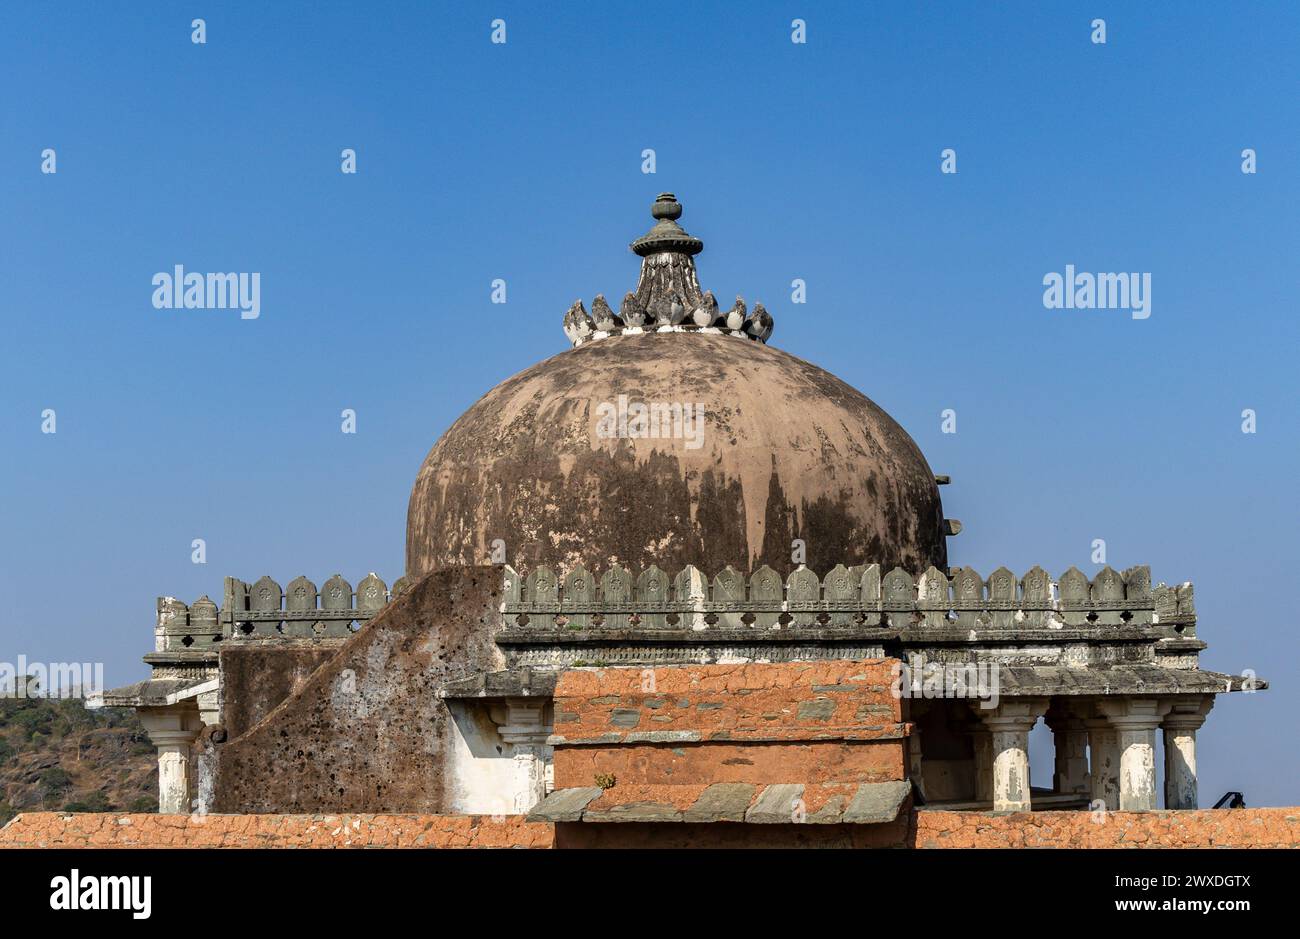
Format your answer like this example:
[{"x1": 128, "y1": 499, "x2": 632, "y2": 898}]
[{"x1": 1, "y1": 2, "x2": 1296, "y2": 804}]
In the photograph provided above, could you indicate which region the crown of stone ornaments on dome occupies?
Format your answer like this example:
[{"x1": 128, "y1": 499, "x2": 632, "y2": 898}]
[{"x1": 563, "y1": 192, "x2": 775, "y2": 347}]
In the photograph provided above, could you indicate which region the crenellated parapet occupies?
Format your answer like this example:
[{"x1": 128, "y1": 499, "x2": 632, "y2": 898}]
[
  {"x1": 500, "y1": 562, "x2": 1195, "y2": 633},
  {"x1": 564, "y1": 193, "x2": 775, "y2": 347},
  {"x1": 153, "y1": 572, "x2": 407, "y2": 651}
]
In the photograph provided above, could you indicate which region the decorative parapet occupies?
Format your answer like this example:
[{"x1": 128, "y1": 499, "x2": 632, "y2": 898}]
[
  {"x1": 500, "y1": 563, "x2": 1196, "y2": 633},
  {"x1": 153, "y1": 573, "x2": 407, "y2": 651}
]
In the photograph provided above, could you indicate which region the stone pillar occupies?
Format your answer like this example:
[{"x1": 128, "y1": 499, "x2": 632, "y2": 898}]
[
  {"x1": 971, "y1": 727, "x2": 993, "y2": 804},
  {"x1": 1084, "y1": 716, "x2": 1120, "y2": 811},
  {"x1": 1163, "y1": 697, "x2": 1213, "y2": 809},
  {"x1": 1097, "y1": 698, "x2": 1171, "y2": 811},
  {"x1": 197, "y1": 688, "x2": 220, "y2": 727},
  {"x1": 979, "y1": 698, "x2": 1047, "y2": 812},
  {"x1": 193, "y1": 688, "x2": 222, "y2": 816},
  {"x1": 907, "y1": 728, "x2": 925, "y2": 795},
  {"x1": 139, "y1": 707, "x2": 204, "y2": 814},
  {"x1": 1045, "y1": 707, "x2": 1090, "y2": 794},
  {"x1": 497, "y1": 698, "x2": 552, "y2": 814}
]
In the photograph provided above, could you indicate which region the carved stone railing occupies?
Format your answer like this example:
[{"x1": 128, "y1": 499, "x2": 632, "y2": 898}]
[
  {"x1": 153, "y1": 573, "x2": 407, "y2": 650},
  {"x1": 501, "y1": 563, "x2": 1196, "y2": 633}
]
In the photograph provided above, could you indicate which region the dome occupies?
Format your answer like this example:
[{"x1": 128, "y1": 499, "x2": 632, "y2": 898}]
[
  {"x1": 405, "y1": 192, "x2": 948, "y2": 579},
  {"x1": 406, "y1": 332, "x2": 947, "y2": 578}
]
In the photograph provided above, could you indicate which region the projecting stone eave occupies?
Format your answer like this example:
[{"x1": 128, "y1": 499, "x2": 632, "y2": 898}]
[
  {"x1": 438, "y1": 668, "x2": 559, "y2": 699},
  {"x1": 990, "y1": 666, "x2": 1264, "y2": 697},
  {"x1": 87, "y1": 676, "x2": 216, "y2": 710}
]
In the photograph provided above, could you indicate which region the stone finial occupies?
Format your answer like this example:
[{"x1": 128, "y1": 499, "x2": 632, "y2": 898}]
[
  {"x1": 590, "y1": 294, "x2": 621, "y2": 332},
  {"x1": 620, "y1": 291, "x2": 646, "y2": 327},
  {"x1": 745, "y1": 303, "x2": 774, "y2": 342},
  {"x1": 630, "y1": 192, "x2": 704, "y2": 257},
  {"x1": 563, "y1": 194, "x2": 775, "y2": 347},
  {"x1": 666, "y1": 291, "x2": 688, "y2": 326},
  {"x1": 724, "y1": 296, "x2": 747, "y2": 332},
  {"x1": 562, "y1": 299, "x2": 594, "y2": 345},
  {"x1": 691, "y1": 290, "x2": 720, "y2": 328}
]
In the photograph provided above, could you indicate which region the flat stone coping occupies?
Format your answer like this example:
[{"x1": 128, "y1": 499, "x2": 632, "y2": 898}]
[{"x1": 527, "y1": 781, "x2": 913, "y2": 826}]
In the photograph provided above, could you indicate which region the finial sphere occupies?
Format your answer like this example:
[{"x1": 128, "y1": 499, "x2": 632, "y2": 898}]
[
  {"x1": 632, "y1": 190, "x2": 703, "y2": 258},
  {"x1": 651, "y1": 192, "x2": 683, "y2": 220}
]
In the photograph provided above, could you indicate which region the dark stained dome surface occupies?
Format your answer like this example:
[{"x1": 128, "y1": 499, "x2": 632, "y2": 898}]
[{"x1": 406, "y1": 331, "x2": 947, "y2": 579}]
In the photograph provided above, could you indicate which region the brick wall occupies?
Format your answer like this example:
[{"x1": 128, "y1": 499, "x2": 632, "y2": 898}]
[
  {"x1": 0, "y1": 812, "x2": 553, "y2": 849},
  {"x1": 912, "y1": 807, "x2": 1300, "y2": 848},
  {"x1": 552, "y1": 661, "x2": 906, "y2": 746},
  {"x1": 551, "y1": 662, "x2": 908, "y2": 808},
  {"x1": 556, "y1": 741, "x2": 902, "y2": 789},
  {"x1": 4, "y1": 808, "x2": 1294, "y2": 849}
]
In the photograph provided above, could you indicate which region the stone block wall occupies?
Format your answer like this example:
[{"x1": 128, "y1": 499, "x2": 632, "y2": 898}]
[
  {"x1": 219, "y1": 644, "x2": 341, "y2": 739},
  {"x1": 210, "y1": 566, "x2": 508, "y2": 814}
]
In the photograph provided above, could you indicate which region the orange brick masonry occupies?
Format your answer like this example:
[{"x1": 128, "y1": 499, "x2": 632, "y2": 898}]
[
  {"x1": 552, "y1": 660, "x2": 905, "y2": 743},
  {"x1": 553, "y1": 740, "x2": 903, "y2": 788},
  {"x1": 0, "y1": 813, "x2": 554, "y2": 849},
  {"x1": 911, "y1": 807, "x2": 1299, "y2": 848},
  {"x1": 2, "y1": 808, "x2": 1296, "y2": 848}
]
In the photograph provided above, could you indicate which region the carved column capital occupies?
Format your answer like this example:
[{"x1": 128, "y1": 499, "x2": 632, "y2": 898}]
[
  {"x1": 978, "y1": 697, "x2": 1049, "y2": 732},
  {"x1": 1096, "y1": 697, "x2": 1172, "y2": 731},
  {"x1": 497, "y1": 697, "x2": 551, "y2": 747},
  {"x1": 1162, "y1": 696, "x2": 1214, "y2": 733}
]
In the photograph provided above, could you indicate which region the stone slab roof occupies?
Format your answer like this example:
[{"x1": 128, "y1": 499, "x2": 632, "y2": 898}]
[
  {"x1": 994, "y1": 666, "x2": 1261, "y2": 696},
  {"x1": 88, "y1": 677, "x2": 215, "y2": 709}
]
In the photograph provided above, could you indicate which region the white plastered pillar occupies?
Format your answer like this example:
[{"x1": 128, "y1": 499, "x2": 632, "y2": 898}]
[
  {"x1": 1163, "y1": 697, "x2": 1213, "y2": 809},
  {"x1": 139, "y1": 706, "x2": 204, "y2": 814},
  {"x1": 979, "y1": 698, "x2": 1048, "y2": 812},
  {"x1": 1045, "y1": 706, "x2": 1091, "y2": 794},
  {"x1": 497, "y1": 698, "x2": 553, "y2": 814},
  {"x1": 1097, "y1": 698, "x2": 1172, "y2": 812},
  {"x1": 1084, "y1": 712, "x2": 1120, "y2": 811}
]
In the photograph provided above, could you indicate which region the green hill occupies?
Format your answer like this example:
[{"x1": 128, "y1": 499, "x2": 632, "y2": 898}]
[{"x1": 0, "y1": 689, "x2": 156, "y2": 824}]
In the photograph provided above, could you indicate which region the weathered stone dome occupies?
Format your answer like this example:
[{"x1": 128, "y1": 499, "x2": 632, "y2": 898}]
[
  {"x1": 406, "y1": 193, "x2": 948, "y2": 578},
  {"x1": 406, "y1": 331, "x2": 946, "y2": 578}
]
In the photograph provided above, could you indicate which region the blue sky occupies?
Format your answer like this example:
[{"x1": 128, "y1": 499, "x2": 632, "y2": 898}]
[{"x1": 1, "y1": 2, "x2": 1296, "y2": 804}]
